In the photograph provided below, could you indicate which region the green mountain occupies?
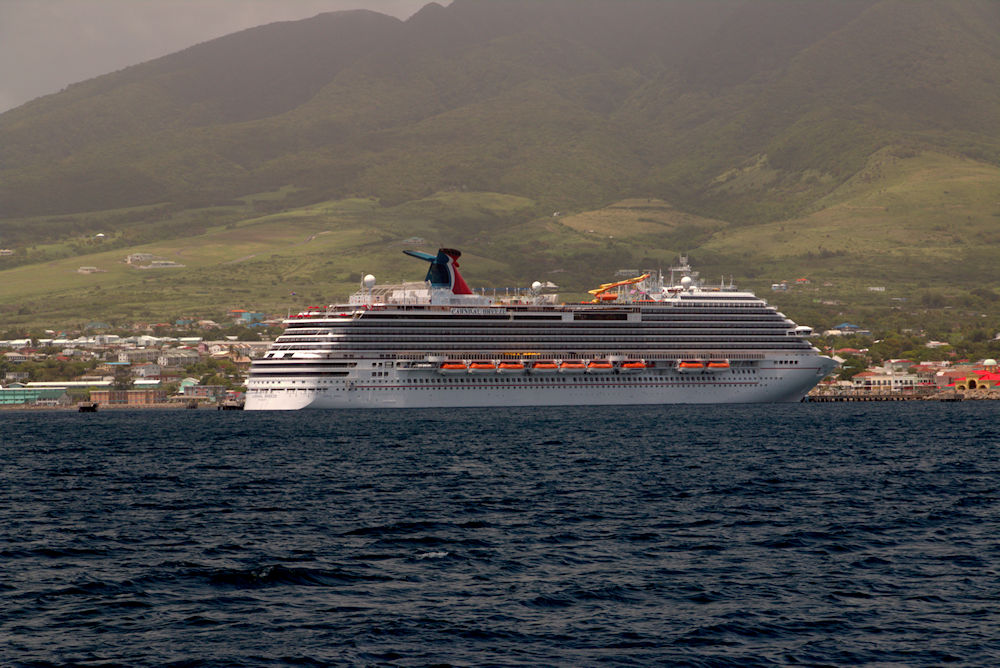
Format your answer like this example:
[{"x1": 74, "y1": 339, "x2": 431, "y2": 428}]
[
  {"x1": 1, "y1": 0, "x2": 999, "y2": 334},
  {"x1": 3, "y1": 0, "x2": 998, "y2": 219}
]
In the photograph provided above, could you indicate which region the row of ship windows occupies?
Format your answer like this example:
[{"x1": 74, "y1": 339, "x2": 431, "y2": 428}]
[
  {"x1": 286, "y1": 319, "x2": 789, "y2": 333},
  {"x1": 254, "y1": 369, "x2": 770, "y2": 385},
  {"x1": 278, "y1": 330, "x2": 797, "y2": 340},
  {"x1": 283, "y1": 305, "x2": 772, "y2": 325},
  {"x1": 287, "y1": 313, "x2": 783, "y2": 326},
  {"x1": 270, "y1": 338, "x2": 811, "y2": 349},
  {"x1": 266, "y1": 343, "x2": 812, "y2": 352},
  {"x1": 255, "y1": 358, "x2": 765, "y2": 367},
  {"x1": 390, "y1": 376, "x2": 761, "y2": 384},
  {"x1": 252, "y1": 369, "x2": 766, "y2": 380},
  {"x1": 253, "y1": 375, "x2": 773, "y2": 387},
  {"x1": 278, "y1": 327, "x2": 793, "y2": 340},
  {"x1": 276, "y1": 333, "x2": 795, "y2": 344}
]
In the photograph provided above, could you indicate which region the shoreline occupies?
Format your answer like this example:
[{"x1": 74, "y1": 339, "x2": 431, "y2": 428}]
[
  {"x1": 4, "y1": 393, "x2": 999, "y2": 411},
  {"x1": 1, "y1": 402, "x2": 210, "y2": 411}
]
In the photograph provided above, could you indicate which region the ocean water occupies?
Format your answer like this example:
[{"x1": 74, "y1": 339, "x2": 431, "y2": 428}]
[{"x1": 2, "y1": 403, "x2": 999, "y2": 667}]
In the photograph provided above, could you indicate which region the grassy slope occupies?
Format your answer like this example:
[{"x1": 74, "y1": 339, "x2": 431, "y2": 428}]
[
  {"x1": 2, "y1": 149, "x2": 998, "y2": 334},
  {"x1": 700, "y1": 150, "x2": 1000, "y2": 284},
  {"x1": 0, "y1": 193, "x2": 540, "y2": 326}
]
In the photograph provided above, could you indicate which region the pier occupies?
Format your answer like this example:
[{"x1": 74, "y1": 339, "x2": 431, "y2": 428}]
[
  {"x1": 808, "y1": 393, "x2": 938, "y2": 402},
  {"x1": 807, "y1": 389, "x2": 979, "y2": 402}
]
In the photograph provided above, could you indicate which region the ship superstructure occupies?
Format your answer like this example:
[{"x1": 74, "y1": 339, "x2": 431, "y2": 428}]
[{"x1": 245, "y1": 249, "x2": 836, "y2": 409}]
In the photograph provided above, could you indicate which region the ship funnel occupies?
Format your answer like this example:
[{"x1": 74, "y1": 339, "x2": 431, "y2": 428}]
[{"x1": 403, "y1": 248, "x2": 473, "y2": 295}]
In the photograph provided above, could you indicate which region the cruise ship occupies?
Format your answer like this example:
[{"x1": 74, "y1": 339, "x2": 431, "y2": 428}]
[{"x1": 244, "y1": 248, "x2": 836, "y2": 409}]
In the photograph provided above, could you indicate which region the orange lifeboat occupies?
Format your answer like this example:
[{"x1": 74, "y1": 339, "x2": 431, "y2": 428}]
[
  {"x1": 559, "y1": 360, "x2": 586, "y2": 373},
  {"x1": 599, "y1": 293, "x2": 618, "y2": 301},
  {"x1": 468, "y1": 361, "x2": 497, "y2": 374},
  {"x1": 498, "y1": 361, "x2": 526, "y2": 374},
  {"x1": 677, "y1": 360, "x2": 705, "y2": 373},
  {"x1": 530, "y1": 361, "x2": 558, "y2": 373},
  {"x1": 438, "y1": 361, "x2": 468, "y2": 374},
  {"x1": 586, "y1": 360, "x2": 614, "y2": 373},
  {"x1": 620, "y1": 360, "x2": 647, "y2": 372},
  {"x1": 706, "y1": 360, "x2": 730, "y2": 372}
]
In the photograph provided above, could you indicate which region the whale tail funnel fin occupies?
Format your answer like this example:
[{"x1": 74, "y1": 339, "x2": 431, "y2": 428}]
[{"x1": 403, "y1": 248, "x2": 473, "y2": 295}]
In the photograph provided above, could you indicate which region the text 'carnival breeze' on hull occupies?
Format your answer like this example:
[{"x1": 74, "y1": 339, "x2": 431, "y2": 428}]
[{"x1": 245, "y1": 248, "x2": 837, "y2": 410}]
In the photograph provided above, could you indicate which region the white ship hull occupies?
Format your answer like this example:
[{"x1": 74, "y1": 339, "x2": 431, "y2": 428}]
[{"x1": 245, "y1": 361, "x2": 836, "y2": 410}]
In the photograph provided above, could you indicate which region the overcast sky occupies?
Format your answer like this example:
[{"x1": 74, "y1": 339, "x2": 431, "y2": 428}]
[{"x1": 0, "y1": 0, "x2": 436, "y2": 113}]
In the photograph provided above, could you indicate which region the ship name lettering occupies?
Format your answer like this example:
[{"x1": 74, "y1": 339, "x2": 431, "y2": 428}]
[{"x1": 452, "y1": 307, "x2": 507, "y2": 315}]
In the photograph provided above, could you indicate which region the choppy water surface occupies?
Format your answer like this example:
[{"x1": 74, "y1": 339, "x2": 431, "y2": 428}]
[{"x1": 2, "y1": 403, "x2": 1000, "y2": 666}]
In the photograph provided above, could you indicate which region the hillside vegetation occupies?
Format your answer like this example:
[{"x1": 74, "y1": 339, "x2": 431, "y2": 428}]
[
  {"x1": 0, "y1": 0, "x2": 999, "y2": 333},
  {"x1": 2, "y1": 148, "x2": 999, "y2": 339}
]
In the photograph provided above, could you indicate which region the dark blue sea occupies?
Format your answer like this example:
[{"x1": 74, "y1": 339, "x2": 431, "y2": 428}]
[{"x1": 2, "y1": 403, "x2": 999, "y2": 667}]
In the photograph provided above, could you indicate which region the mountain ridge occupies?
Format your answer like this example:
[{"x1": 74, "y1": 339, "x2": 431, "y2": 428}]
[
  {"x1": 1, "y1": 0, "x2": 999, "y2": 332},
  {"x1": 4, "y1": 0, "x2": 997, "y2": 220}
]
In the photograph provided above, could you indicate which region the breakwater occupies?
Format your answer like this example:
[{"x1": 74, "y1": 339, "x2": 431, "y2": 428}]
[{"x1": 807, "y1": 389, "x2": 998, "y2": 402}]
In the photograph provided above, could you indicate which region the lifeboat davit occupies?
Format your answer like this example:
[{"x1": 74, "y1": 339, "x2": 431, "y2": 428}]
[
  {"x1": 677, "y1": 360, "x2": 705, "y2": 373},
  {"x1": 468, "y1": 361, "x2": 497, "y2": 374},
  {"x1": 586, "y1": 360, "x2": 614, "y2": 373},
  {"x1": 438, "y1": 361, "x2": 468, "y2": 374},
  {"x1": 530, "y1": 361, "x2": 558, "y2": 373},
  {"x1": 498, "y1": 362, "x2": 526, "y2": 374},
  {"x1": 620, "y1": 360, "x2": 647, "y2": 372},
  {"x1": 559, "y1": 360, "x2": 586, "y2": 373}
]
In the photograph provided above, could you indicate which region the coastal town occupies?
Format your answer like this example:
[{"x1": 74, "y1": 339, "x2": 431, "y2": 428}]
[
  {"x1": 2, "y1": 309, "x2": 999, "y2": 408},
  {"x1": 800, "y1": 320, "x2": 1000, "y2": 401},
  {"x1": 0, "y1": 309, "x2": 277, "y2": 409}
]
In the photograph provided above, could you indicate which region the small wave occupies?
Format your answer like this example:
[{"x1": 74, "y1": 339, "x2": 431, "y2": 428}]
[
  {"x1": 625, "y1": 531, "x2": 659, "y2": 542},
  {"x1": 277, "y1": 654, "x2": 345, "y2": 666},
  {"x1": 686, "y1": 591, "x2": 723, "y2": 604},
  {"x1": 540, "y1": 532, "x2": 581, "y2": 544},
  {"x1": 906, "y1": 594, "x2": 947, "y2": 602},
  {"x1": 524, "y1": 594, "x2": 574, "y2": 608},
  {"x1": 455, "y1": 627, "x2": 525, "y2": 641},
  {"x1": 829, "y1": 590, "x2": 874, "y2": 600},
  {"x1": 570, "y1": 584, "x2": 643, "y2": 604},
  {"x1": 7, "y1": 545, "x2": 111, "y2": 559},
  {"x1": 181, "y1": 614, "x2": 222, "y2": 627},
  {"x1": 851, "y1": 556, "x2": 892, "y2": 568},
  {"x1": 343, "y1": 520, "x2": 444, "y2": 536},
  {"x1": 43, "y1": 584, "x2": 119, "y2": 598},
  {"x1": 934, "y1": 554, "x2": 986, "y2": 568},
  {"x1": 954, "y1": 495, "x2": 1000, "y2": 507},
  {"x1": 202, "y1": 543, "x2": 249, "y2": 556},
  {"x1": 414, "y1": 551, "x2": 449, "y2": 560},
  {"x1": 348, "y1": 552, "x2": 399, "y2": 561},
  {"x1": 205, "y1": 564, "x2": 392, "y2": 589}
]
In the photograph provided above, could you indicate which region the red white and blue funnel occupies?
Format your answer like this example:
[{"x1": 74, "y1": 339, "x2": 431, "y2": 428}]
[{"x1": 403, "y1": 248, "x2": 473, "y2": 295}]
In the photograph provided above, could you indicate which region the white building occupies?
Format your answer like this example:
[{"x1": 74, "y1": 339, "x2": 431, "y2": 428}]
[{"x1": 852, "y1": 372, "x2": 920, "y2": 392}]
